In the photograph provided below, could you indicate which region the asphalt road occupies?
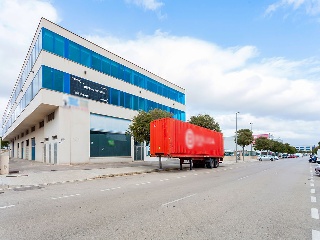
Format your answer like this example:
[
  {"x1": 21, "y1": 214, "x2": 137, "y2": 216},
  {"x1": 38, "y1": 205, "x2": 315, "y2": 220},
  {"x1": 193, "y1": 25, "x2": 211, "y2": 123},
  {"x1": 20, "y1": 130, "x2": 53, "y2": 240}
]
[{"x1": 0, "y1": 157, "x2": 319, "y2": 240}]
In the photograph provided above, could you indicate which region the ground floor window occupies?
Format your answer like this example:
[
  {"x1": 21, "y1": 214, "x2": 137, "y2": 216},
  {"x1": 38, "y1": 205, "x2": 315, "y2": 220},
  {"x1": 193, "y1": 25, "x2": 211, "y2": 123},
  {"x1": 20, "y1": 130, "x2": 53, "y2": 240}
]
[{"x1": 90, "y1": 131, "x2": 131, "y2": 157}]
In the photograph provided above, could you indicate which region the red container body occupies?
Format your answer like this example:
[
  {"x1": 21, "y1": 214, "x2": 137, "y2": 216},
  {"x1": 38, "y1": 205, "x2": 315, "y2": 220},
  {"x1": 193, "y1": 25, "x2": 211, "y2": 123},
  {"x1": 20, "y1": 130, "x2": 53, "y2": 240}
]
[{"x1": 150, "y1": 118, "x2": 224, "y2": 159}]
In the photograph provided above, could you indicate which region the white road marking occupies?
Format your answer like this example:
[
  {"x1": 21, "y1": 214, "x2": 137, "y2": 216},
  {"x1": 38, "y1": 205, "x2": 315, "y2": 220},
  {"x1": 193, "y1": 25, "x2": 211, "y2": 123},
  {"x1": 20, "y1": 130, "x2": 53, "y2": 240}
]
[
  {"x1": 311, "y1": 183, "x2": 315, "y2": 187},
  {"x1": 311, "y1": 179, "x2": 315, "y2": 182},
  {"x1": 312, "y1": 230, "x2": 320, "y2": 240},
  {"x1": 177, "y1": 176, "x2": 181, "y2": 179},
  {"x1": 311, "y1": 196, "x2": 317, "y2": 203},
  {"x1": 162, "y1": 194, "x2": 197, "y2": 206},
  {"x1": 0, "y1": 205, "x2": 15, "y2": 209},
  {"x1": 311, "y1": 189, "x2": 316, "y2": 194},
  {"x1": 311, "y1": 208, "x2": 319, "y2": 219},
  {"x1": 51, "y1": 194, "x2": 80, "y2": 200},
  {"x1": 194, "y1": 174, "x2": 198, "y2": 176}
]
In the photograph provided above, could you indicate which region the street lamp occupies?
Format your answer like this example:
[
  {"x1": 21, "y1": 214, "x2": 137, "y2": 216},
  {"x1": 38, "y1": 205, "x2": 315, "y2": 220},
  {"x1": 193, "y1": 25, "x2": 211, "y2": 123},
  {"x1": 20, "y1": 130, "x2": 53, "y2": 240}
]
[
  {"x1": 250, "y1": 122, "x2": 253, "y2": 156},
  {"x1": 235, "y1": 112, "x2": 239, "y2": 163}
]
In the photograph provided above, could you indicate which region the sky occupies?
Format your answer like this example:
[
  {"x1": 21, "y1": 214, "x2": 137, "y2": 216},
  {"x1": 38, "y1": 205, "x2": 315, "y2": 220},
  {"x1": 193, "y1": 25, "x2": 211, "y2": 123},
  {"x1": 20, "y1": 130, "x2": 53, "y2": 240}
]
[{"x1": 1, "y1": 0, "x2": 320, "y2": 146}]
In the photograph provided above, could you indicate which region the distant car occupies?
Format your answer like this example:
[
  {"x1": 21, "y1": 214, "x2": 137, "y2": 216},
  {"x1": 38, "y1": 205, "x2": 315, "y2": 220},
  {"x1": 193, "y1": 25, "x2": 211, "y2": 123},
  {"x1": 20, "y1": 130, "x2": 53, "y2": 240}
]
[
  {"x1": 274, "y1": 156, "x2": 279, "y2": 160},
  {"x1": 258, "y1": 155, "x2": 274, "y2": 161}
]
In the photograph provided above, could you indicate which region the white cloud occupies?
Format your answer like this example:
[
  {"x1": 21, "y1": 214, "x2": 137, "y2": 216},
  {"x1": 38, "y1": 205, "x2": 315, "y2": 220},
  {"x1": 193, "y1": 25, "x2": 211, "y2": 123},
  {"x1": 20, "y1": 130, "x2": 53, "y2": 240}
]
[
  {"x1": 86, "y1": 30, "x2": 320, "y2": 145},
  {"x1": 125, "y1": 0, "x2": 164, "y2": 11},
  {"x1": 0, "y1": 0, "x2": 319, "y2": 146},
  {"x1": 265, "y1": 0, "x2": 320, "y2": 16},
  {"x1": 0, "y1": 0, "x2": 59, "y2": 125}
]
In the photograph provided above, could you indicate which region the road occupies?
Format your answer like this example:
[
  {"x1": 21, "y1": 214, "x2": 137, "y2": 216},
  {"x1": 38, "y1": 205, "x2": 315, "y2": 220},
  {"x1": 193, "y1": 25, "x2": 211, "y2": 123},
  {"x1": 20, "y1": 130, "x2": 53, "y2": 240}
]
[{"x1": 0, "y1": 157, "x2": 319, "y2": 240}]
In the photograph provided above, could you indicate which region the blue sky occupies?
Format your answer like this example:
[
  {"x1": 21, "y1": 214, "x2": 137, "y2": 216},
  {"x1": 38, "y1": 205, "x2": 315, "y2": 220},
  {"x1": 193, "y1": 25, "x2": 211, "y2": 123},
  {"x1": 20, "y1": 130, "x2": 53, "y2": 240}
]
[
  {"x1": 52, "y1": 0, "x2": 320, "y2": 59},
  {"x1": 1, "y1": 0, "x2": 320, "y2": 146}
]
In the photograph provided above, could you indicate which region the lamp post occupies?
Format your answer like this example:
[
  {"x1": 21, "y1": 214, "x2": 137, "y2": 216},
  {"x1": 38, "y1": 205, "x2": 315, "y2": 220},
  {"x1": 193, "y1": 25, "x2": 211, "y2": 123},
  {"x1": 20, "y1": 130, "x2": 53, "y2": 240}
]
[
  {"x1": 250, "y1": 122, "x2": 253, "y2": 156},
  {"x1": 235, "y1": 112, "x2": 239, "y2": 163}
]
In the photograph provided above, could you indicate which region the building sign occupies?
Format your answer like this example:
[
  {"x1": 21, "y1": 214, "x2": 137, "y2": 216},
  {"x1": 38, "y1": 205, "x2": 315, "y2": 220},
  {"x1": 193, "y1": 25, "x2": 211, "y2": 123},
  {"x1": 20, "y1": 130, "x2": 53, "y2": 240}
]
[
  {"x1": 253, "y1": 134, "x2": 269, "y2": 145},
  {"x1": 70, "y1": 75, "x2": 109, "y2": 103}
]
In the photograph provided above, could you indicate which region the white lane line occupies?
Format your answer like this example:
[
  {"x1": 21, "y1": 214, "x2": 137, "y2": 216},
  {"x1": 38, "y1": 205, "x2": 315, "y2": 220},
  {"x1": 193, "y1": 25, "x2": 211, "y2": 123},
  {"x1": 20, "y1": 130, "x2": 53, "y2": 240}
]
[
  {"x1": 162, "y1": 194, "x2": 197, "y2": 206},
  {"x1": 51, "y1": 193, "x2": 80, "y2": 200},
  {"x1": 311, "y1": 179, "x2": 315, "y2": 182},
  {"x1": 312, "y1": 230, "x2": 320, "y2": 240},
  {"x1": 0, "y1": 205, "x2": 15, "y2": 209},
  {"x1": 177, "y1": 176, "x2": 181, "y2": 179},
  {"x1": 311, "y1": 183, "x2": 315, "y2": 187},
  {"x1": 101, "y1": 186, "x2": 121, "y2": 191},
  {"x1": 311, "y1": 196, "x2": 317, "y2": 203},
  {"x1": 312, "y1": 208, "x2": 319, "y2": 219},
  {"x1": 311, "y1": 189, "x2": 316, "y2": 194},
  {"x1": 194, "y1": 174, "x2": 198, "y2": 176}
]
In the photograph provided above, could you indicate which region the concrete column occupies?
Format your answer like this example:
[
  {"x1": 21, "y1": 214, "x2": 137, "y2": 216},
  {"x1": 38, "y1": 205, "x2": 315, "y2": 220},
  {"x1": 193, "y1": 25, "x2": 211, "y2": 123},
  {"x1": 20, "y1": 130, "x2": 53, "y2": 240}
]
[{"x1": 0, "y1": 152, "x2": 9, "y2": 175}]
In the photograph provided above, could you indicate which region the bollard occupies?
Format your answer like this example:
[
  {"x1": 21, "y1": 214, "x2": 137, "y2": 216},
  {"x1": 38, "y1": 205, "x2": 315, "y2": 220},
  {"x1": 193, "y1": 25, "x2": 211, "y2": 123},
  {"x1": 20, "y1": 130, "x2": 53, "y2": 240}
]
[{"x1": 0, "y1": 152, "x2": 9, "y2": 175}]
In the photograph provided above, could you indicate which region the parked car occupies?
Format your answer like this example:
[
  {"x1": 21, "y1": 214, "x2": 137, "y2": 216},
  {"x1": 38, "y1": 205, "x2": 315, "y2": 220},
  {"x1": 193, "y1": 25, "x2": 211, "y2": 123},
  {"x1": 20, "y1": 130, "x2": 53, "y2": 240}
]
[
  {"x1": 315, "y1": 165, "x2": 320, "y2": 176},
  {"x1": 274, "y1": 156, "x2": 279, "y2": 160},
  {"x1": 258, "y1": 155, "x2": 274, "y2": 161}
]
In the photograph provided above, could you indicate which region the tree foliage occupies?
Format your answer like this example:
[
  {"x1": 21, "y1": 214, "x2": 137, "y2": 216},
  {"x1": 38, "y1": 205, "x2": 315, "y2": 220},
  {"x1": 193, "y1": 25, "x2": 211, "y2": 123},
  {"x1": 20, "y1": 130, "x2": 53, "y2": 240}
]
[
  {"x1": 0, "y1": 138, "x2": 9, "y2": 149},
  {"x1": 254, "y1": 137, "x2": 296, "y2": 154},
  {"x1": 254, "y1": 137, "x2": 271, "y2": 151},
  {"x1": 188, "y1": 114, "x2": 221, "y2": 132},
  {"x1": 235, "y1": 129, "x2": 253, "y2": 160},
  {"x1": 126, "y1": 109, "x2": 173, "y2": 143}
]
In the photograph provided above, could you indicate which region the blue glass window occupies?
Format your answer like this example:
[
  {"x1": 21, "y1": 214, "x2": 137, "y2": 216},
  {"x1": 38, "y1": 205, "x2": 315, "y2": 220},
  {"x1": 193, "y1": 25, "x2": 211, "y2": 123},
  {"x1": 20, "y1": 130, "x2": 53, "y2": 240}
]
[
  {"x1": 133, "y1": 95, "x2": 139, "y2": 110},
  {"x1": 42, "y1": 66, "x2": 53, "y2": 89},
  {"x1": 53, "y1": 70, "x2": 64, "y2": 92},
  {"x1": 101, "y1": 58, "x2": 111, "y2": 75},
  {"x1": 139, "y1": 98, "x2": 146, "y2": 111},
  {"x1": 119, "y1": 91, "x2": 125, "y2": 107},
  {"x1": 81, "y1": 48, "x2": 91, "y2": 67},
  {"x1": 110, "y1": 88, "x2": 119, "y2": 105},
  {"x1": 111, "y1": 62, "x2": 119, "y2": 79},
  {"x1": 55, "y1": 34, "x2": 65, "y2": 57},
  {"x1": 43, "y1": 29, "x2": 54, "y2": 52},
  {"x1": 92, "y1": 52, "x2": 101, "y2": 72},
  {"x1": 69, "y1": 42, "x2": 81, "y2": 62},
  {"x1": 124, "y1": 93, "x2": 132, "y2": 109}
]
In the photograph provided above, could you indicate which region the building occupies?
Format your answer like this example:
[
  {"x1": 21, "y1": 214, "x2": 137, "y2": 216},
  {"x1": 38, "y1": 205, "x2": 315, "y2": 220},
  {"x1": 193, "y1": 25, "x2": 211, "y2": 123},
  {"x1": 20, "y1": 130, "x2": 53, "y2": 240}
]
[
  {"x1": 295, "y1": 145, "x2": 314, "y2": 152},
  {"x1": 1, "y1": 18, "x2": 186, "y2": 164}
]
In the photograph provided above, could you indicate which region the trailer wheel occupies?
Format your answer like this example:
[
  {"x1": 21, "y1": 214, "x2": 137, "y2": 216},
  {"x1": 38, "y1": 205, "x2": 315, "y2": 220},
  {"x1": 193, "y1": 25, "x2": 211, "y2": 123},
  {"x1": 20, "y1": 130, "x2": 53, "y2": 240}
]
[
  {"x1": 206, "y1": 160, "x2": 213, "y2": 169},
  {"x1": 213, "y1": 159, "x2": 219, "y2": 168}
]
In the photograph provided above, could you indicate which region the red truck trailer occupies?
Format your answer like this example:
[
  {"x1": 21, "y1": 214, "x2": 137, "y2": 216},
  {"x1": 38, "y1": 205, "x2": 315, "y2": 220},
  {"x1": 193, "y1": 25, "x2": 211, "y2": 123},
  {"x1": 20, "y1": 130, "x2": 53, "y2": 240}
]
[{"x1": 150, "y1": 118, "x2": 224, "y2": 170}]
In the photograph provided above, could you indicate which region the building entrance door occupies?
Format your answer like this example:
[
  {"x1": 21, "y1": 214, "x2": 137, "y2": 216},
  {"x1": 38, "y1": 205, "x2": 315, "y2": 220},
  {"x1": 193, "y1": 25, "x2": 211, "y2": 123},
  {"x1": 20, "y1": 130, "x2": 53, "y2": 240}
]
[
  {"x1": 21, "y1": 141, "x2": 24, "y2": 159},
  {"x1": 31, "y1": 138, "x2": 35, "y2": 160},
  {"x1": 134, "y1": 142, "x2": 144, "y2": 161}
]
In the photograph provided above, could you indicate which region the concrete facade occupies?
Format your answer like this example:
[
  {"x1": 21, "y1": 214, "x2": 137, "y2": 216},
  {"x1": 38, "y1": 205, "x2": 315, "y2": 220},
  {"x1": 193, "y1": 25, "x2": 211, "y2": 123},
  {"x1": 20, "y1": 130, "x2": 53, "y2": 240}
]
[{"x1": 1, "y1": 18, "x2": 186, "y2": 164}]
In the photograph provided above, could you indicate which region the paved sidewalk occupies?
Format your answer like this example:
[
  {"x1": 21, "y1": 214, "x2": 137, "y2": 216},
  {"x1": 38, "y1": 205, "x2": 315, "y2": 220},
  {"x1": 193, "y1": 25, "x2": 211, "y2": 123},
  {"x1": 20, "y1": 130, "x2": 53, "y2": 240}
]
[{"x1": 0, "y1": 158, "x2": 257, "y2": 191}]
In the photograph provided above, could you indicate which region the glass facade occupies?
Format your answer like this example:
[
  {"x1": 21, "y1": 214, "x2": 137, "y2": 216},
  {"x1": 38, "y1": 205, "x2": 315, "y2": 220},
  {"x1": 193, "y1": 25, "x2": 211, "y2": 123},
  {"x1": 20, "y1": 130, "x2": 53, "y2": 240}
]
[
  {"x1": 2, "y1": 26, "x2": 186, "y2": 137},
  {"x1": 90, "y1": 131, "x2": 131, "y2": 157},
  {"x1": 41, "y1": 28, "x2": 185, "y2": 105}
]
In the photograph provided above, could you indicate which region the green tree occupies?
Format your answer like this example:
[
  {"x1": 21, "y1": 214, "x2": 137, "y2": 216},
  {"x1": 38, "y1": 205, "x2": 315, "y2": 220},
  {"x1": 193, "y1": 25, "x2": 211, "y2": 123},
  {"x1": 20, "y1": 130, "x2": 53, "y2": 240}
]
[
  {"x1": 254, "y1": 137, "x2": 271, "y2": 152},
  {"x1": 235, "y1": 129, "x2": 253, "y2": 161},
  {"x1": 270, "y1": 140, "x2": 285, "y2": 155},
  {"x1": 0, "y1": 138, "x2": 9, "y2": 149},
  {"x1": 126, "y1": 108, "x2": 172, "y2": 144},
  {"x1": 188, "y1": 114, "x2": 221, "y2": 132}
]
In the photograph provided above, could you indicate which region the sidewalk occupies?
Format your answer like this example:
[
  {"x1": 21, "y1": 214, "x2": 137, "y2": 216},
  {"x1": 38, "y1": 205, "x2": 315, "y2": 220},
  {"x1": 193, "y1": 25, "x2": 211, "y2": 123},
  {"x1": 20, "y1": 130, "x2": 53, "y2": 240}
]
[{"x1": 0, "y1": 158, "x2": 257, "y2": 191}]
